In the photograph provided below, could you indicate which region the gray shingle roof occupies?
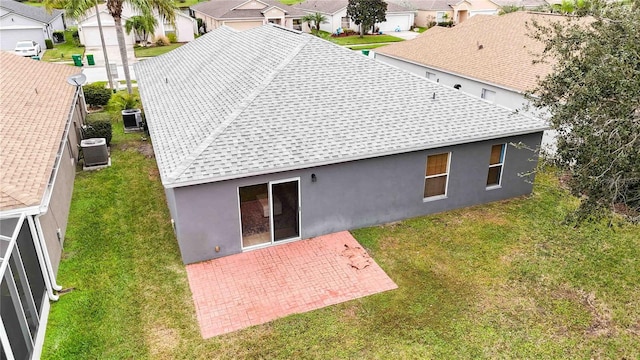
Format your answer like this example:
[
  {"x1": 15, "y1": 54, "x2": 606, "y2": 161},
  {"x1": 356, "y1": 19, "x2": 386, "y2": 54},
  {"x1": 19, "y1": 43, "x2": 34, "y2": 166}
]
[
  {"x1": 135, "y1": 25, "x2": 547, "y2": 188},
  {"x1": 0, "y1": 0, "x2": 63, "y2": 23}
]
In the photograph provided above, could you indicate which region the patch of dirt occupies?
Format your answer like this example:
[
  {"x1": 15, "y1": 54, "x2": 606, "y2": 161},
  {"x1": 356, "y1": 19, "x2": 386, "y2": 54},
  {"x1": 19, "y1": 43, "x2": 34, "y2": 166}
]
[
  {"x1": 137, "y1": 143, "x2": 155, "y2": 158},
  {"x1": 146, "y1": 324, "x2": 179, "y2": 358},
  {"x1": 148, "y1": 167, "x2": 160, "y2": 181},
  {"x1": 341, "y1": 244, "x2": 372, "y2": 270},
  {"x1": 553, "y1": 286, "x2": 615, "y2": 337}
]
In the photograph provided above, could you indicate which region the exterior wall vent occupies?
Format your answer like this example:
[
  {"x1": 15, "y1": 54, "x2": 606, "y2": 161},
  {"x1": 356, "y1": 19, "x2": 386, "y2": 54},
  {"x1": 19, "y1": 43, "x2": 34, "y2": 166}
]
[{"x1": 81, "y1": 138, "x2": 109, "y2": 167}]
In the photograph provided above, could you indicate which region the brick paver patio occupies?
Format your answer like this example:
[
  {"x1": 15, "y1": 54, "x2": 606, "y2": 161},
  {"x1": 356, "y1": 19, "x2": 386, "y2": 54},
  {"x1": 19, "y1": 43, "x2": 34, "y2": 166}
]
[{"x1": 185, "y1": 231, "x2": 398, "y2": 338}]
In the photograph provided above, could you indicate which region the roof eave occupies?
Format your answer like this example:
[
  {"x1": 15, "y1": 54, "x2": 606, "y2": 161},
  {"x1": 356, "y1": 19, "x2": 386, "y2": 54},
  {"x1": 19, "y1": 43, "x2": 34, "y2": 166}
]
[
  {"x1": 162, "y1": 126, "x2": 548, "y2": 189},
  {"x1": 373, "y1": 51, "x2": 530, "y2": 94}
]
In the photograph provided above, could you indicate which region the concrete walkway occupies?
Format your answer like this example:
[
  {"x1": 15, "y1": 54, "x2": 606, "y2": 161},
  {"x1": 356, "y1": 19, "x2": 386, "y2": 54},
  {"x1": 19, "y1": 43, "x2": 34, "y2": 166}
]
[
  {"x1": 81, "y1": 45, "x2": 137, "y2": 85},
  {"x1": 186, "y1": 231, "x2": 398, "y2": 338}
]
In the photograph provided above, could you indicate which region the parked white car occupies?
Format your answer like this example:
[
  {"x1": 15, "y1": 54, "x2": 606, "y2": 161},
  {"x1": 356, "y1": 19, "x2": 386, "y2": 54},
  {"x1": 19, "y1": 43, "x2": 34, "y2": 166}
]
[{"x1": 14, "y1": 40, "x2": 41, "y2": 57}]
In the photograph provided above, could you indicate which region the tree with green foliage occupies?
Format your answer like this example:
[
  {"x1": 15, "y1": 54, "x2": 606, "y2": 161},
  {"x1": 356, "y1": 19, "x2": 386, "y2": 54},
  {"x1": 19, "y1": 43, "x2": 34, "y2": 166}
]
[
  {"x1": 45, "y1": 0, "x2": 176, "y2": 94},
  {"x1": 125, "y1": 14, "x2": 158, "y2": 45},
  {"x1": 527, "y1": 0, "x2": 640, "y2": 222},
  {"x1": 347, "y1": 0, "x2": 387, "y2": 38},
  {"x1": 301, "y1": 12, "x2": 327, "y2": 35}
]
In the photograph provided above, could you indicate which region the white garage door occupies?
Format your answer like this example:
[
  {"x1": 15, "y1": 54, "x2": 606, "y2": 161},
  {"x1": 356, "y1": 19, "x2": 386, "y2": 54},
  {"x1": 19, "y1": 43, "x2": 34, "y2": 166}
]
[
  {"x1": 223, "y1": 21, "x2": 264, "y2": 31},
  {"x1": 81, "y1": 26, "x2": 133, "y2": 47},
  {"x1": 378, "y1": 14, "x2": 411, "y2": 32},
  {"x1": 0, "y1": 28, "x2": 45, "y2": 51}
]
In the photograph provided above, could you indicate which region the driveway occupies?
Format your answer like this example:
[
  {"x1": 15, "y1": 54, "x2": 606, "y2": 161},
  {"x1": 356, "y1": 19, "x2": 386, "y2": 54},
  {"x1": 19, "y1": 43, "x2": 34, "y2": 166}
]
[
  {"x1": 84, "y1": 45, "x2": 135, "y2": 67},
  {"x1": 186, "y1": 231, "x2": 398, "y2": 338},
  {"x1": 391, "y1": 30, "x2": 421, "y2": 40}
]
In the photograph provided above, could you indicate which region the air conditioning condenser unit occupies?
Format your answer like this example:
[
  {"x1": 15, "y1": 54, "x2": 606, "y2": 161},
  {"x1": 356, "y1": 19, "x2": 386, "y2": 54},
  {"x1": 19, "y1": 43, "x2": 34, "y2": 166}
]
[{"x1": 81, "y1": 138, "x2": 109, "y2": 167}]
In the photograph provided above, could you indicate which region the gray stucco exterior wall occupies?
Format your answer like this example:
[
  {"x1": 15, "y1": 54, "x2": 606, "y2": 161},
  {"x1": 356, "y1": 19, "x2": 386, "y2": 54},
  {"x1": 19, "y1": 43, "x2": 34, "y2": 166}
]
[{"x1": 171, "y1": 132, "x2": 543, "y2": 264}]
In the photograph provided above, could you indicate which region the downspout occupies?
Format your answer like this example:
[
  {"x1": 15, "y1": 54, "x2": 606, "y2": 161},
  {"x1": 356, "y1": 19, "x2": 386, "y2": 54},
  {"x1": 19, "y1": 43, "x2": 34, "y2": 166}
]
[
  {"x1": 27, "y1": 216, "x2": 59, "y2": 302},
  {"x1": 32, "y1": 86, "x2": 82, "y2": 295}
]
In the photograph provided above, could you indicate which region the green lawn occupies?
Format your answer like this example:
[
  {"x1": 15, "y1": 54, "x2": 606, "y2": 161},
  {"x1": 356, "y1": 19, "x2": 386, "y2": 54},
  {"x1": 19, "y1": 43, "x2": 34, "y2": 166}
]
[
  {"x1": 348, "y1": 44, "x2": 390, "y2": 51},
  {"x1": 325, "y1": 33, "x2": 405, "y2": 46},
  {"x1": 23, "y1": 0, "x2": 45, "y2": 6},
  {"x1": 42, "y1": 118, "x2": 640, "y2": 358},
  {"x1": 42, "y1": 30, "x2": 85, "y2": 62},
  {"x1": 134, "y1": 43, "x2": 184, "y2": 58}
]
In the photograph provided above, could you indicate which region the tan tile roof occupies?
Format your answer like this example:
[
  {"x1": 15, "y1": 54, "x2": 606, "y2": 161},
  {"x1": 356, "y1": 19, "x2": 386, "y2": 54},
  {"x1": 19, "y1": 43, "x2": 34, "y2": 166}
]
[
  {"x1": 0, "y1": 52, "x2": 78, "y2": 211},
  {"x1": 376, "y1": 12, "x2": 571, "y2": 92}
]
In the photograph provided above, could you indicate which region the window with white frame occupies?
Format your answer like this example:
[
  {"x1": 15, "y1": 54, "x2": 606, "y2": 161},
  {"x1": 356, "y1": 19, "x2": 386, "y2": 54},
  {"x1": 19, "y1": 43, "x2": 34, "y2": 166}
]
[
  {"x1": 487, "y1": 144, "x2": 506, "y2": 187},
  {"x1": 481, "y1": 88, "x2": 496, "y2": 103},
  {"x1": 436, "y1": 11, "x2": 446, "y2": 23},
  {"x1": 426, "y1": 71, "x2": 437, "y2": 81},
  {"x1": 424, "y1": 152, "x2": 450, "y2": 198},
  {"x1": 341, "y1": 16, "x2": 350, "y2": 29}
]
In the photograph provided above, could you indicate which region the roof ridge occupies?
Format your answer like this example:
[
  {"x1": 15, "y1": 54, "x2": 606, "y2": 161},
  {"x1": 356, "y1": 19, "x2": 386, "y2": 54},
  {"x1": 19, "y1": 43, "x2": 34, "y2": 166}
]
[
  {"x1": 166, "y1": 30, "x2": 312, "y2": 183},
  {"x1": 0, "y1": 184, "x2": 34, "y2": 208}
]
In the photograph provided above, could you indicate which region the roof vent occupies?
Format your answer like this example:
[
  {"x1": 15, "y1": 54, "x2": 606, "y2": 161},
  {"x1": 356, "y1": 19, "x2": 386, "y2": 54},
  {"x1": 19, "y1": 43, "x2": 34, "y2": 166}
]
[
  {"x1": 477, "y1": 41, "x2": 484, "y2": 50},
  {"x1": 81, "y1": 138, "x2": 109, "y2": 167}
]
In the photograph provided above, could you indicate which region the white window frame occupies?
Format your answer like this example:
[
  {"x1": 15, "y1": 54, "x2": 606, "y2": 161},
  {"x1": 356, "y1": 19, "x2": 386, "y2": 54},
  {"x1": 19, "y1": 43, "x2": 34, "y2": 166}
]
[
  {"x1": 436, "y1": 11, "x2": 446, "y2": 23},
  {"x1": 423, "y1": 152, "x2": 451, "y2": 201},
  {"x1": 486, "y1": 143, "x2": 506, "y2": 189},
  {"x1": 481, "y1": 88, "x2": 496, "y2": 103}
]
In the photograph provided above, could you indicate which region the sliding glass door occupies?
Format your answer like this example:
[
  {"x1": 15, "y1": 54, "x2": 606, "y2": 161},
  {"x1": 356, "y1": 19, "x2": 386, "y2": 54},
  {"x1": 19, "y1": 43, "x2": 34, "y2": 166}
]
[{"x1": 239, "y1": 178, "x2": 300, "y2": 249}]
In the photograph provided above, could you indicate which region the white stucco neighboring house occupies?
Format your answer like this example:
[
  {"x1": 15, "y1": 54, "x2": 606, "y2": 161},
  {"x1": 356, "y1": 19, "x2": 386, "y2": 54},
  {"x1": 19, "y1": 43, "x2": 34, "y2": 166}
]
[
  {"x1": 373, "y1": 12, "x2": 573, "y2": 153},
  {"x1": 294, "y1": 0, "x2": 415, "y2": 33},
  {"x1": 0, "y1": 0, "x2": 65, "y2": 51},
  {"x1": 77, "y1": 4, "x2": 196, "y2": 47},
  {"x1": 192, "y1": 0, "x2": 308, "y2": 32}
]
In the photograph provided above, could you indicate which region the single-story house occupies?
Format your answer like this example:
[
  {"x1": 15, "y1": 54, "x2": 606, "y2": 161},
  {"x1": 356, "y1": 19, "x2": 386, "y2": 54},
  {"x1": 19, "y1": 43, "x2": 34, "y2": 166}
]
[
  {"x1": 135, "y1": 24, "x2": 547, "y2": 264},
  {"x1": 390, "y1": 0, "x2": 501, "y2": 26},
  {"x1": 0, "y1": 0, "x2": 65, "y2": 51},
  {"x1": 0, "y1": 52, "x2": 86, "y2": 360},
  {"x1": 77, "y1": 4, "x2": 196, "y2": 46},
  {"x1": 295, "y1": 0, "x2": 415, "y2": 33},
  {"x1": 192, "y1": 0, "x2": 308, "y2": 32},
  {"x1": 373, "y1": 12, "x2": 569, "y2": 152}
]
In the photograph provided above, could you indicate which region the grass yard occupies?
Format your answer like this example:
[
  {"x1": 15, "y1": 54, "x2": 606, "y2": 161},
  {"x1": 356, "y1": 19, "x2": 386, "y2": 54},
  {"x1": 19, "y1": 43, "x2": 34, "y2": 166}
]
[
  {"x1": 324, "y1": 33, "x2": 405, "y2": 46},
  {"x1": 42, "y1": 120, "x2": 640, "y2": 358},
  {"x1": 348, "y1": 44, "x2": 390, "y2": 51},
  {"x1": 42, "y1": 30, "x2": 85, "y2": 62},
  {"x1": 134, "y1": 43, "x2": 184, "y2": 58}
]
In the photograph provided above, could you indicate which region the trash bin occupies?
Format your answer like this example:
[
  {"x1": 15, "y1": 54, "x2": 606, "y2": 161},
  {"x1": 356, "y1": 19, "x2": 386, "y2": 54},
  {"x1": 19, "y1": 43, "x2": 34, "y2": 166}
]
[
  {"x1": 72, "y1": 54, "x2": 83, "y2": 67},
  {"x1": 361, "y1": 49, "x2": 370, "y2": 56},
  {"x1": 30, "y1": 56, "x2": 40, "y2": 60},
  {"x1": 87, "y1": 54, "x2": 95, "y2": 66}
]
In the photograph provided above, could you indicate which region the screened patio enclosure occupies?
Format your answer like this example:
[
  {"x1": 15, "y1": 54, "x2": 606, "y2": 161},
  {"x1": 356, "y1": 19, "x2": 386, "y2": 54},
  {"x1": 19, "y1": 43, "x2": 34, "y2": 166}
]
[{"x1": 0, "y1": 214, "x2": 49, "y2": 360}]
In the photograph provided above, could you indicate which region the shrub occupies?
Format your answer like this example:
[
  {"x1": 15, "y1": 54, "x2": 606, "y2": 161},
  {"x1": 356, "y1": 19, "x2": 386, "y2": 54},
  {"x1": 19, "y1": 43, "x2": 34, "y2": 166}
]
[
  {"x1": 83, "y1": 83, "x2": 112, "y2": 107},
  {"x1": 53, "y1": 31, "x2": 64, "y2": 43},
  {"x1": 437, "y1": 21, "x2": 454, "y2": 28},
  {"x1": 167, "y1": 32, "x2": 177, "y2": 43},
  {"x1": 155, "y1": 35, "x2": 170, "y2": 46},
  {"x1": 45, "y1": 39, "x2": 54, "y2": 49},
  {"x1": 107, "y1": 91, "x2": 141, "y2": 113},
  {"x1": 69, "y1": 28, "x2": 80, "y2": 46},
  {"x1": 84, "y1": 112, "x2": 113, "y2": 146}
]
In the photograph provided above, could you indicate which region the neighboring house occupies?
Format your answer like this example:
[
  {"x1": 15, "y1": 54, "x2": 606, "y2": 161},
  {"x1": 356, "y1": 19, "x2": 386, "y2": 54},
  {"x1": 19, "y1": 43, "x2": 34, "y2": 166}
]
[
  {"x1": 0, "y1": 52, "x2": 86, "y2": 360},
  {"x1": 191, "y1": 0, "x2": 307, "y2": 32},
  {"x1": 373, "y1": 12, "x2": 569, "y2": 151},
  {"x1": 390, "y1": 0, "x2": 501, "y2": 26},
  {"x1": 0, "y1": 0, "x2": 65, "y2": 51},
  {"x1": 135, "y1": 24, "x2": 546, "y2": 265},
  {"x1": 295, "y1": 0, "x2": 415, "y2": 33},
  {"x1": 492, "y1": 0, "x2": 548, "y2": 9},
  {"x1": 77, "y1": 4, "x2": 196, "y2": 46}
]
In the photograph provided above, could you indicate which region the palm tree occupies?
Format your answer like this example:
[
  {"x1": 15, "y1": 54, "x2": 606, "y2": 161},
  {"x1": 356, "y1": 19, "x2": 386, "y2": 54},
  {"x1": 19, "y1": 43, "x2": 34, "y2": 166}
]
[
  {"x1": 46, "y1": 0, "x2": 176, "y2": 94},
  {"x1": 125, "y1": 14, "x2": 158, "y2": 45},
  {"x1": 301, "y1": 12, "x2": 327, "y2": 35}
]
